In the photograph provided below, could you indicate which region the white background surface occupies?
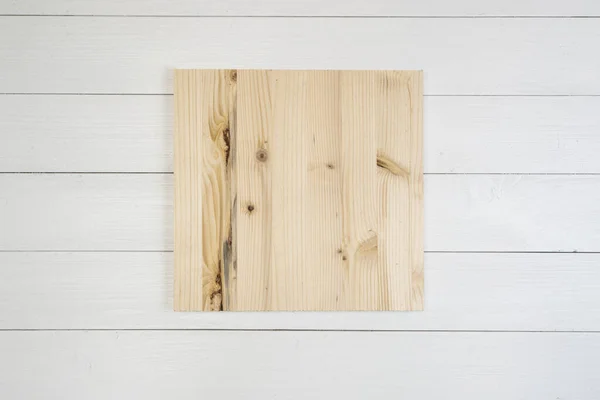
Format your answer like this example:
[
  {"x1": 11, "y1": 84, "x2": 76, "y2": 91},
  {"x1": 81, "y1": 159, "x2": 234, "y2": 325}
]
[{"x1": 1, "y1": 1, "x2": 599, "y2": 398}]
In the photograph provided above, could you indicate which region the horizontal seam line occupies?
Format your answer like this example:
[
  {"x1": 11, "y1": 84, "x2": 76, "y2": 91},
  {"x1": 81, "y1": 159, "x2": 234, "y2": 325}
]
[
  {"x1": 0, "y1": 250, "x2": 596, "y2": 254},
  {"x1": 0, "y1": 172, "x2": 174, "y2": 174},
  {"x1": 427, "y1": 173, "x2": 600, "y2": 176},
  {"x1": 0, "y1": 15, "x2": 599, "y2": 18},
  {"x1": 0, "y1": 329, "x2": 598, "y2": 333},
  {"x1": 425, "y1": 250, "x2": 596, "y2": 254},
  {"x1": 0, "y1": 250, "x2": 175, "y2": 253},
  {"x1": 3, "y1": 93, "x2": 600, "y2": 97},
  {"x1": 2, "y1": 172, "x2": 600, "y2": 176}
]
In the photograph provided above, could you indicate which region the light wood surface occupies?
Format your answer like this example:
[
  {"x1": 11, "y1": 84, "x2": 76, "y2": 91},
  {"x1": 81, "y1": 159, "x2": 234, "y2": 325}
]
[
  {"x1": 2, "y1": 6, "x2": 600, "y2": 399},
  {"x1": 173, "y1": 71, "x2": 201, "y2": 311},
  {"x1": 234, "y1": 70, "x2": 273, "y2": 310},
  {"x1": 174, "y1": 70, "x2": 423, "y2": 311},
  {"x1": 174, "y1": 70, "x2": 236, "y2": 311}
]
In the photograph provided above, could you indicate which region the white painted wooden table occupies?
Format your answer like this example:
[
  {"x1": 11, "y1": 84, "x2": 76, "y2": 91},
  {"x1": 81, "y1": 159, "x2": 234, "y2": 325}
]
[{"x1": 1, "y1": 1, "x2": 600, "y2": 398}]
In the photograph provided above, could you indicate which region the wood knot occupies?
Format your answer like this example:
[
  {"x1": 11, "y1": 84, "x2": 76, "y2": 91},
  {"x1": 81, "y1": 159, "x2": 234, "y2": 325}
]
[
  {"x1": 326, "y1": 163, "x2": 335, "y2": 170},
  {"x1": 357, "y1": 234, "x2": 378, "y2": 255},
  {"x1": 256, "y1": 149, "x2": 268, "y2": 162},
  {"x1": 377, "y1": 153, "x2": 409, "y2": 177},
  {"x1": 230, "y1": 70, "x2": 237, "y2": 82},
  {"x1": 247, "y1": 204, "x2": 255, "y2": 213}
]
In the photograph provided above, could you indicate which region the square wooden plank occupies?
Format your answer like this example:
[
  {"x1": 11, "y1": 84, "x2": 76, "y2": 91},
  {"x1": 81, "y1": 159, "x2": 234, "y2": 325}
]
[{"x1": 174, "y1": 69, "x2": 423, "y2": 311}]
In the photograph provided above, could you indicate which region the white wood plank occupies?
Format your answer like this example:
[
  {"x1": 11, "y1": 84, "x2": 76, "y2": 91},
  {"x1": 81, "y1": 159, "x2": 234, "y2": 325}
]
[
  {"x1": 1, "y1": 252, "x2": 599, "y2": 331},
  {"x1": 2, "y1": 95, "x2": 600, "y2": 173},
  {"x1": 425, "y1": 96, "x2": 600, "y2": 173},
  {"x1": 0, "y1": 95, "x2": 171, "y2": 172},
  {"x1": 0, "y1": 174, "x2": 172, "y2": 251},
  {"x1": 427, "y1": 174, "x2": 600, "y2": 252},
  {"x1": 0, "y1": 18, "x2": 599, "y2": 95},
  {"x1": 1, "y1": 330, "x2": 599, "y2": 400},
  {"x1": 1, "y1": 174, "x2": 599, "y2": 251},
  {"x1": 2, "y1": 0, "x2": 599, "y2": 16}
]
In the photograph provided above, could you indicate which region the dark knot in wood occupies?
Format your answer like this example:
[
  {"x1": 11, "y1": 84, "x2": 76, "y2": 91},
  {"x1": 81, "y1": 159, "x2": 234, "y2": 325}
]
[{"x1": 256, "y1": 149, "x2": 268, "y2": 162}]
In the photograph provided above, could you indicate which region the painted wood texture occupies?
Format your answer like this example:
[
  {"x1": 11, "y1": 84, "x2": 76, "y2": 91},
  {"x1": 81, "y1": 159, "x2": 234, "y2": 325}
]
[
  {"x1": 3, "y1": 252, "x2": 600, "y2": 331},
  {"x1": 2, "y1": 0, "x2": 599, "y2": 16},
  {"x1": 2, "y1": 95, "x2": 600, "y2": 174},
  {"x1": 174, "y1": 70, "x2": 423, "y2": 311},
  {"x1": 2, "y1": 5, "x2": 600, "y2": 400},
  {"x1": 2, "y1": 18, "x2": 599, "y2": 95},
  {"x1": 3, "y1": 174, "x2": 600, "y2": 252},
  {"x1": 2, "y1": 331, "x2": 600, "y2": 400}
]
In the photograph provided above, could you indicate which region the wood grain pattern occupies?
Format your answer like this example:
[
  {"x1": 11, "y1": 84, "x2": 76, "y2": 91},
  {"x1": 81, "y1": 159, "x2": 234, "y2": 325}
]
[
  {"x1": 377, "y1": 71, "x2": 424, "y2": 310},
  {"x1": 234, "y1": 70, "x2": 272, "y2": 310},
  {"x1": 175, "y1": 69, "x2": 423, "y2": 311},
  {"x1": 174, "y1": 70, "x2": 236, "y2": 311},
  {"x1": 1, "y1": 8, "x2": 598, "y2": 400}
]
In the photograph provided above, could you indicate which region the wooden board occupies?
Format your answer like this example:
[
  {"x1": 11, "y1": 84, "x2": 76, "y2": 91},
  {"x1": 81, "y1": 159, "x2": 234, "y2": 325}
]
[
  {"x1": 2, "y1": 331, "x2": 600, "y2": 400},
  {"x1": 3, "y1": 0, "x2": 600, "y2": 16},
  {"x1": 3, "y1": 252, "x2": 600, "y2": 331},
  {"x1": 173, "y1": 69, "x2": 423, "y2": 311},
  {"x1": 3, "y1": 95, "x2": 600, "y2": 174},
  {"x1": 2, "y1": 18, "x2": 599, "y2": 95}
]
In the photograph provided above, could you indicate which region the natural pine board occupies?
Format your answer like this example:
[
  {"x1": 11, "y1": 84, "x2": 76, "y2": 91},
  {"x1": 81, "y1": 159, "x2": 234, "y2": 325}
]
[
  {"x1": 377, "y1": 72, "x2": 424, "y2": 310},
  {"x1": 174, "y1": 69, "x2": 423, "y2": 311},
  {"x1": 174, "y1": 70, "x2": 236, "y2": 311}
]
